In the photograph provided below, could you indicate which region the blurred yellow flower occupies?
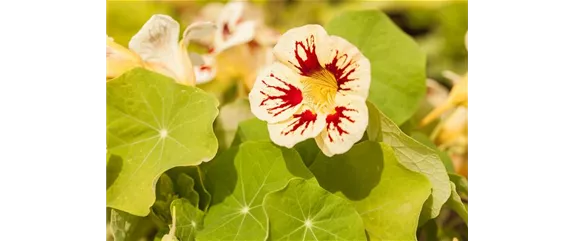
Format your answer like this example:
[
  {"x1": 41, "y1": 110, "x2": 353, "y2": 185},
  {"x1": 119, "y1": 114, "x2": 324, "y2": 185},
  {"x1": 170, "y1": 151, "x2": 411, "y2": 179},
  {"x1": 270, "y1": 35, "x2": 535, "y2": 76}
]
[
  {"x1": 421, "y1": 31, "x2": 468, "y2": 177},
  {"x1": 106, "y1": 14, "x2": 215, "y2": 86}
]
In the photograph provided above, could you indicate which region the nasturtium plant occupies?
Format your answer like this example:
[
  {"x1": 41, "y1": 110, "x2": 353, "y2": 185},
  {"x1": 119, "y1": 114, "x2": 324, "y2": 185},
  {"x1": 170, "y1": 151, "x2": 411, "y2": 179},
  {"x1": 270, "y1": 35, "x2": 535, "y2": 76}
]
[
  {"x1": 106, "y1": 3, "x2": 467, "y2": 240},
  {"x1": 326, "y1": 10, "x2": 426, "y2": 126},
  {"x1": 197, "y1": 141, "x2": 313, "y2": 240},
  {"x1": 446, "y1": 182, "x2": 468, "y2": 225},
  {"x1": 110, "y1": 209, "x2": 142, "y2": 241},
  {"x1": 231, "y1": 118, "x2": 320, "y2": 166},
  {"x1": 263, "y1": 178, "x2": 367, "y2": 241},
  {"x1": 106, "y1": 68, "x2": 219, "y2": 216},
  {"x1": 366, "y1": 102, "x2": 450, "y2": 224},
  {"x1": 310, "y1": 141, "x2": 432, "y2": 240},
  {"x1": 167, "y1": 166, "x2": 212, "y2": 211},
  {"x1": 170, "y1": 198, "x2": 205, "y2": 241},
  {"x1": 411, "y1": 131, "x2": 456, "y2": 173}
]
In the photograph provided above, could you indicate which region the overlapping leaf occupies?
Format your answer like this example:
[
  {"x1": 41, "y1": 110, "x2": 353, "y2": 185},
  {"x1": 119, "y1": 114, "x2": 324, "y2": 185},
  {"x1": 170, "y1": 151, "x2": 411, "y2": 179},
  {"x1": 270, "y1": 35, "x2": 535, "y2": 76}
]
[
  {"x1": 171, "y1": 198, "x2": 205, "y2": 241},
  {"x1": 106, "y1": 68, "x2": 219, "y2": 216},
  {"x1": 326, "y1": 10, "x2": 426, "y2": 125},
  {"x1": 366, "y1": 102, "x2": 450, "y2": 223},
  {"x1": 197, "y1": 141, "x2": 313, "y2": 240},
  {"x1": 264, "y1": 179, "x2": 367, "y2": 241},
  {"x1": 310, "y1": 141, "x2": 431, "y2": 240}
]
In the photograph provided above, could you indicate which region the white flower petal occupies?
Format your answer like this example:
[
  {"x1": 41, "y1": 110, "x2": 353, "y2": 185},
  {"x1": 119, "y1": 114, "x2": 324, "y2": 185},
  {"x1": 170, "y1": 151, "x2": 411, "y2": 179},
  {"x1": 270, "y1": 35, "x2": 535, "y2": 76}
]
[
  {"x1": 268, "y1": 105, "x2": 327, "y2": 148},
  {"x1": 128, "y1": 14, "x2": 189, "y2": 83},
  {"x1": 272, "y1": 24, "x2": 331, "y2": 76},
  {"x1": 197, "y1": 3, "x2": 225, "y2": 23},
  {"x1": 249, "y1": 62, "x2": 304, "y2": 123},
  {"x1": 217, "y1": 21, "x2": 256, "y2": 52},
  {"x1": 182, "y1": 21, "x2": 216, "y2": 45},
  {"x1": 324, "y1": 36, "x2": 371, "y2": 99},
  {"x1": 316, "y1": 94, "x2": 368, "y2": 157},
  {"x1": 190, "y1": 53, "x2": 217, "y2": 84}
]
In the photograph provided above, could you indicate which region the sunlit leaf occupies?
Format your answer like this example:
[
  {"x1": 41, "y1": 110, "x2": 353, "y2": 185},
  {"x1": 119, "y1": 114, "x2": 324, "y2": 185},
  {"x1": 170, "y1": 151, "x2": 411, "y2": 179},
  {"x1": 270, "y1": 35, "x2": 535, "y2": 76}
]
[
  {"x1": 310, "y1": 141, "x2": 431, "y2": 240},
  {"x1": 197, "y1": 141, "x2": 313, "y2": 240},
  {"x1": 264, "y1": 178, "x2": 366, "y2": 241},
  {"x1": 326, "y1": 10, "x2": 426, "y2": 125},
  {"x1": 229, "y1": 118, "x2": 270, "y2": 147},
  {"x1": 411, "y1": 132, "x2": 455, "y2": 173},
  {"x1": 366, "y1": 101, "x2": 450, "y2": 223},
  {"x1": 110, "y1": 209, "x2": 142, "y2": 241},
  {"x1": 106, "y1": 68, "x2": 219, "y2": 216},
  {"x1": 171, "y1": 198, "x2": 205, "y2": 241}
]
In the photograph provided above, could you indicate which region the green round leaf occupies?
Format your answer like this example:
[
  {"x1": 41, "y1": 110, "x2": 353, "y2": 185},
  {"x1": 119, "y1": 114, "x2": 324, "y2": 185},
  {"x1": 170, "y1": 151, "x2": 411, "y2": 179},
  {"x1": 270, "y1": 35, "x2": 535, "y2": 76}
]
[
  {"x1": 411, "y1": 132, "x2": 456, "y2": 173},
  {"x1": 263, "y1": 179, "x2": 367, "y2": 241},
  {"x1": 197, "y1": 141, "x2": 313, "y2": 241},
  {"x1": 366, "y1": 102, "x2": 450, "y2": 224},
  {"x1": 175, "y1": 173, "x2": 200, "y2": 207},
  {"x1": 230, "y1": 118, "x2": 270, "y2": 147},
  {"x1": 326, "y1": 10, "x2": 426, "y2": 125},
  {"x1": 310, "y1": 141, "x2": 431, "y2": 240},
  {"x1": 106, "y1": 68, "x2": 219, "y2": 216},
  {"x1": 168, "y1": 166, "x2": 212, "y2": 212},
  {"x1": 171, "y1": 198, "x2": 205, "y2": 241}
]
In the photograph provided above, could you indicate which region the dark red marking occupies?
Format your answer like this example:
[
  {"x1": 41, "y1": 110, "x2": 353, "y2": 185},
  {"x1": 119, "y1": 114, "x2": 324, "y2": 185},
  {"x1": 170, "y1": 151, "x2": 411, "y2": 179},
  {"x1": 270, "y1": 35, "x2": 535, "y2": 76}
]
[
  {"x1": 325, "y1": 50, "x2": 358, "y2": 92},
  {"x1": 222, "y1": 23, "x2": 231, "y2": 41},
  {"x1": 282, "y1": 110, "x2": 317, "y2": 136},
  {"x1": 289, "y1": 36, "x2": 322, "y2": 76},
  {"x1": 259, "y1": 73, "x2": 303, "y2": 116},
  {"x1": 199, "y1": 65, "x2": 212, "y2": 72},
  {"x1": 247, "y1": 40, "x2": 259, "y2": 53},
  {"x1": 222, "y1": 18, "x2": 243, "y2": 42},
  {"x1": 325, "y1": 106, "x2": 356, "y2": 142}
]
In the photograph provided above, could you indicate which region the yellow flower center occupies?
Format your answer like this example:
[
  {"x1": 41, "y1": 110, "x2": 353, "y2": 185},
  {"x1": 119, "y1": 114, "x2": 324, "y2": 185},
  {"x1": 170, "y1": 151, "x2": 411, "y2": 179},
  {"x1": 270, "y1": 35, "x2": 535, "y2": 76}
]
[{"x1": 301, "y1": 69, "x2": 338, "y2": 114}]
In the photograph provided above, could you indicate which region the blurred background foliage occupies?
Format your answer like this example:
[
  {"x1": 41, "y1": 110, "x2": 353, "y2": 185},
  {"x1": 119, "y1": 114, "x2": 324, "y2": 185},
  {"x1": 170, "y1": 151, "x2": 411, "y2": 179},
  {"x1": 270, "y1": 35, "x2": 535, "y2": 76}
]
[{"x1": 107, "y1": 1, "x2": 467, "y2": 240}]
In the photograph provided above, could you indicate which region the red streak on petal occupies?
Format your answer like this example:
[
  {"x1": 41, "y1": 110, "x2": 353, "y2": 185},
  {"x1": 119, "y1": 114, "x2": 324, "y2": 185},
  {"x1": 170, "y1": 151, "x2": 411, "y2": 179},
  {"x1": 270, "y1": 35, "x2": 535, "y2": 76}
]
[
  {"x1": 259, "y1": 73, "x2": 303, "y2": 117},
  {"x1": 289, "y1": 35, "x2": 322, "y2": 76},
  {"x1": 199, "y1": 65, "x2": 211, "y2": 72},
  {"x1": 325, "y1": 106, "x2": 356, "y2": 142},
  {"x1": 222, "y1": 22, "x2": 232, "y2": 41},
  {"x1": 208, "y1": 47, "x2": 215, "y2": 54},
  {"x1": 282, "y1": 110, "x2": 317, "y2": 136},
  {"x1": 325, "y1": 50, "x2": 358, "y2": 91}
]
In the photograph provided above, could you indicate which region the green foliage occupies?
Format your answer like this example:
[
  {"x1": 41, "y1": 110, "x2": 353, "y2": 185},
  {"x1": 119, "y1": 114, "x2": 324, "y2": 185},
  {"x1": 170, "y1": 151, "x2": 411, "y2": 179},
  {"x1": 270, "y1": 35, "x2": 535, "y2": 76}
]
[
  {"x1": 311, "y1": 141, "x2": 431, "y2": 240},
  {"x1": 326, "y1": 10, "x2": 426, "y2": 125},
  {"x1": 107, "y1": 4, "x2": 467, "y2": 240},
  {"x1": 197, "y1": 141, "x2": 312, "y2": 240},
  {"x1": 366, "y1": 101, "x2": 450, "y2": 224},
  {"x1": 263, "y1": 178, "x2": 367, "y2": 241},
  {"x1": 106, "y1": 68, "x2": 219, "y2": 216}
]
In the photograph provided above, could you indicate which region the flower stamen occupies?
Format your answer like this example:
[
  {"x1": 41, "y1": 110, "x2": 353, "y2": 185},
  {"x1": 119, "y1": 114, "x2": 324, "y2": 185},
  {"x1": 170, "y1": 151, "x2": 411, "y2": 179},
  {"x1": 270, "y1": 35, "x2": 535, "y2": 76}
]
[{"x1": 301, "y1": 69, "x2": 338, "y2": 114}]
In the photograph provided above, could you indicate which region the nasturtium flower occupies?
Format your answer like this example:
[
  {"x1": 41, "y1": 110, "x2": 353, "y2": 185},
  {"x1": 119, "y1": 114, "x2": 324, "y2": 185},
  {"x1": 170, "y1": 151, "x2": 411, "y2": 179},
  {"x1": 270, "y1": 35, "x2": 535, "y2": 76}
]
[
  {"x1": 106, "y1": 14, "x2": 215, "y2": 86},
  {"x1": 189, "y1": 0, "x2": 279, "y2": 87},
  {"x1": 249, "y1": 25, "x2": 371, "y2": 157}
]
